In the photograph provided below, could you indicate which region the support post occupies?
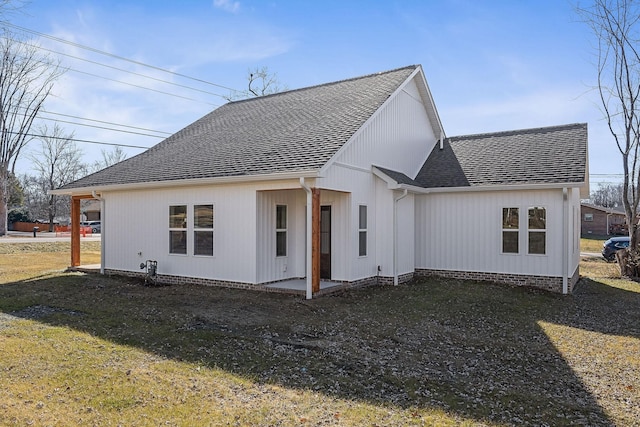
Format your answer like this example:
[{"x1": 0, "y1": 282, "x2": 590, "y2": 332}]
[
  {"x1": 71, "y1": 196, "x2": 81, "y2": 267},
  {"x1": 311, "y1": 188, "x2": 321, "y2": 294}
]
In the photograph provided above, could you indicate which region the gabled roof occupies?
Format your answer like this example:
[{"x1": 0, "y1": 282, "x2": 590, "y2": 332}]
[
  {"x1": 581, "y1": 203, "x2": 625, "y2": 215},
  {"x1": 414, "y1": 123, "x2": 588, "y2": 189},
  {"x1": 59, "y1": 65, "x2": 424, "y2": 191}
]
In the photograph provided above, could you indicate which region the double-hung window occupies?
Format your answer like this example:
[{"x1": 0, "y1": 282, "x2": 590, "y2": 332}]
[
  {"x1": 169, "y1": 205, "x2": 187, "y2": 254},
  {"x1": 194, "y1": 204, "x2": 214, "y2": 256},
  {"x1": 528, "y1": 207, "x2": 546, "y2": 255},
  {"x1": 502, "y1": 207, "x2": 519, "y2": 254},
  {"x1": 358, "y1": 205, "x2": 367, "y2": 256},
  {"x1": 276, "y1": 205, "x2": 287, "y2": 257}
]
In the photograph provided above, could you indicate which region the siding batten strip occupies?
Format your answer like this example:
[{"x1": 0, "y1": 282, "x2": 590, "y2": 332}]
[{"x1": 562, "y1": 188, "x2": 569, "y2": 294}]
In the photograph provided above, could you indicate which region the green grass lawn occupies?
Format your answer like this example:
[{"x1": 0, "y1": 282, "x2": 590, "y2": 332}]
[{"x1": 0, "y1": 242, "x2": 639, "y2": 426}]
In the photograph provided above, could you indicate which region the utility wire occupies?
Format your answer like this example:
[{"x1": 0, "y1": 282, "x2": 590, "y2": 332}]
[
  {"x1": 68, "y1": 67, "x2": 220, "y2": 106},
  {"x1": 18, "y1": 40, "x2": 231, "y2": 100},
  {"x1": 10, "y1": 131, "x2": 150, "y2": 149},
  {"x1": 5, "y1": 22, "x2": 242, "y2": 93},
  {"x1": 40, "y1": 109, "x2": 172, "y2": 135},
  {"x1": 37, "y1": 115, "x2": 167, "y2": 138}
]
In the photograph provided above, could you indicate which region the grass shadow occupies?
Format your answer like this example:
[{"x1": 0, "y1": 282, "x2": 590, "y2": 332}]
[{"x1": 1, "y1": 272, "x2": 637, "y2": 425}]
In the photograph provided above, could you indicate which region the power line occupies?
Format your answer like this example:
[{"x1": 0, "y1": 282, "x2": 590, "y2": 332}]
[
  {"x1": 68, "y1": 67, "x2": 220, "y2": 106},
  {"x1": 17, "y1": 40, "x2": 231, "y2": 100},
  {"x1": 40, "y1": 109, "x2": 172, "y2": 135},
  {"x1": 37, "y1": 115, "x2": 167, "y2": 139},
  {"x1": 10, "y1": 131, "x2": 150, "y2": 149},
  {"x1": 5, "y1": 22, "x2": 242, "y2": 93}
]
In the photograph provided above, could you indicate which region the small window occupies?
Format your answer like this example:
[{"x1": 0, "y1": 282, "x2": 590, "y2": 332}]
[
  {"x1": 528, "y1": 207, "x2": 546, "y2": 255},
  {"x1": 502, "y1": 207, "x2": 519, "y2": 254},
  {"x1": 276, "y1": 205, "x2": 287, "y2": 257},
  {"x1": 169, "y1": 205, "x2": 187, "y2": 254},
  {"x1": 194, "y1": 204, "x2": 213, "y2": 256},
  {"x1": 359, "y1": 205, "x2": 367, "y2": 256},
  {"x1": 584, "y1": 213, "x2": 594, "y2": 222}
]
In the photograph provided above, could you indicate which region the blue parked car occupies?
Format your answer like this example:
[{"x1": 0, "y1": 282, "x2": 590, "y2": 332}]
[{"x1": 602, "y1": 236, "x2": 630, "y2": 262}]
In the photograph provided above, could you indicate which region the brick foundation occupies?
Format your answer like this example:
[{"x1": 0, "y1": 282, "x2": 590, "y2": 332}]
[
  {"x1": 415, "y1": 267, "x2": 579, "y2": 294},
  {"x1": 104, "y1": 267, "x2": 574, "y2": 295},
  {"x1": 103, "y1": 269, "x2": 415, "y2": 296}
]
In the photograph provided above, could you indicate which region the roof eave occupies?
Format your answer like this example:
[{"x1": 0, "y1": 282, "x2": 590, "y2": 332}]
[
  {"x1": 50, "y1": 170, "x2": 321, "y2": 196},
  {"x1": 399, "y1": 181, "x2": 588, "y2": 194}
]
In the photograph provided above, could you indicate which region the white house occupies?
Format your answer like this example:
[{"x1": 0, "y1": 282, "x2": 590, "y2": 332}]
[{"x1": 54, "y1": 65, "x2": 588, "y2": 298}]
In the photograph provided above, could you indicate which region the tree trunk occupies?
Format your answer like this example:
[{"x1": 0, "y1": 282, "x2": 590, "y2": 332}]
[
  {"x1": 616, "y1": 249, "x2": 639, "y2": 278},
  {"x1": 0, "y1": 167, "x2": 8, "y2": 236}
]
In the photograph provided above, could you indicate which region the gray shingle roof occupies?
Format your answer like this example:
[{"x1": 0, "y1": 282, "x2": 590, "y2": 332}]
[
  {"x1": 60, "y1": 65, "x2": 418, "y2": 190},
  {"x1": 415, "y1": 123, "x2": 588, "y2": 188}
]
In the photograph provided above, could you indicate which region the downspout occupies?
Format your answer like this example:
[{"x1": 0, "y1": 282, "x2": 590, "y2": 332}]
[
  {"x1": 562, "y1": 187, "x2": 569, "y2": 294},
  {"x1": 300, "y1": 177, "x2": 313, "y2": 300},
  {"x1": 92, "y1": 191, "x2": 105, "y2": 275},
  {"x1": 393, "y1": 188, "x2": 408, "y2": 286}
]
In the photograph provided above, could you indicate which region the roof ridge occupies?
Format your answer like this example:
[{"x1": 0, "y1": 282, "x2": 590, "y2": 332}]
[
  {"x1": 227, "y1": 65, "x2": 419, "y2": 105},
  {"x1": 447, "y1": 122, "x2": 587, "y2": 141}
]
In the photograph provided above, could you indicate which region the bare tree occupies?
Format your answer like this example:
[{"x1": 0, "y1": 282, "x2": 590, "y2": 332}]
[
  {"x1": 29, "y1": 124, "x2": 86, "y2": 231},
  {"x1": 90, "y1": 145, "x2": 127, "y2": 173},
  {"x1": 0, "y1": 33, "x2": 64, "y2": 235},
  {"x1": 578, "y1": 0, "x2": 640, "y2": 273},
  {"x1": 591, "y1": 182, "x2": 625, "y2": 207},
  {"x1": 225, "y1": 66, "x2": 287, "y2": 101}
]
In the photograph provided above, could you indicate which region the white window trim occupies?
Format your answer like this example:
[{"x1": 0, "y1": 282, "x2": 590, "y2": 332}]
[
  {"x1": 276, "y1": 204, "x2": 287, "y2": 258},
  {"x1": 169, "y1": 204, "x2": 188, "y2": 256},
  {"x1": 527, "y1": 206, "x2": 547, "y2": 256},
  {"x1": 358, "y1": 204, "x2": 367, "y2": 257},
  {"x1": 501, "y1": 207, "x2": 519, "y2": 255},
  {"x1": 193, "y1": 203, "x2": 215, "y2": 257}
]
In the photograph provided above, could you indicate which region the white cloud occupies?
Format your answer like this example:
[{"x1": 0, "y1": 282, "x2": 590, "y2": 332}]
[{"x1": 213, "y1": 0, "x2": 240, "y2": 13}]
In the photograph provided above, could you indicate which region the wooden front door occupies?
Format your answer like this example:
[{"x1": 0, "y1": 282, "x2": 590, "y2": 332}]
[{"x1": 320, "y1": 206, "x2": 331, "y2": 279}]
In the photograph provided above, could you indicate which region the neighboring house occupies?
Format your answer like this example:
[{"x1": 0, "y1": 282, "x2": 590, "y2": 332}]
[
  {"x1": 580, "y1": 203, "x2": 626, "y2": 237},
  {"x1": 82, "y1": 199, "x2": 101, "y2": 221},
  {"x1": 53, "y1": 65, "x2": 589, "y2": 297}
]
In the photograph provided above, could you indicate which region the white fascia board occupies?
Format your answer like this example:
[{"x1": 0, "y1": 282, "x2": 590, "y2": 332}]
[
  {"x1": 413, "y1": 65, "x2": 445, "y2": 139},
  {"x1": 49, "y1": 170, "x2": 320, "y2": 196},
  {"x1": 319, "y1": 70, "x2": 422, "y2": 177},
  {"x1": 402, "y1": 181, "x2": 587, "y2": 195},
  {"x1": 371, "y1": 166, "x2": 400, "y2": 187}
]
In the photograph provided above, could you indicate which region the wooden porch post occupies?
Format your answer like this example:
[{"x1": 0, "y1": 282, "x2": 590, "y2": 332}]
[
  {"x1": 71, "y1": 196, "x2": 81, "y2": 267},
  {"x1": 311, "y1": 188, "x2": 321, "y2": 294}
]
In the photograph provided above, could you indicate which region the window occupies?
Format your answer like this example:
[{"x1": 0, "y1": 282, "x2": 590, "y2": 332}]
[
  {"x1": 276, "y1": 205, "x2": 287, "y2": 257},
  {"x1": 169, "y1": 205, "x2": 187, "y2": 254},
  {"x1": 194, "y1": 204, "x2": 214, "y2": 256},
  {"x1": 528, "y1": 207, "x2": 546, "y2": 255},
  {"x1": 359, "y1": 205, "x2": 367, "y2": 256},
  {"x1": 502, "y1": 207, "x2": 519, "y2": 253},
  {"x1": 584, "y1": 213, "x2": 594, "y2": 222}
]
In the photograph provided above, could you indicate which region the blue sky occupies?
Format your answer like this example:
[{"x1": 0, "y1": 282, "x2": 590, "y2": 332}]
[{"x1": 10, "y1": 0, "x2": 619, "y2": 187}]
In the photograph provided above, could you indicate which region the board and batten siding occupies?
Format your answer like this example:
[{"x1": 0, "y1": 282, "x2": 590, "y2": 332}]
[
  {"x1": 255, "y1": 189, "x2": 306, "y2": 283},
  {"x1": 321, "y1": 77, "x2": 437, "y2": 193},
  {"x1": 103, "y1": 180, "x2": 305, "y2": 285},
  {"x1": 374, "y1": 178, "x2": 415, "y2": 280},
  {"x1": 415, "y1": 189, "x2": 570, "y2": 278}
]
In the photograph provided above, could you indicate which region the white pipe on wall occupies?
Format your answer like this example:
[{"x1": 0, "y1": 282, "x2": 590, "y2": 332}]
[{"x1": 300, "y1": 177, "x2": 313, "y2": 300}]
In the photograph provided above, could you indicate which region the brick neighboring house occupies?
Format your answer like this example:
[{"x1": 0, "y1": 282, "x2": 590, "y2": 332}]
[{"x1": 581, "y1": 203, "x2": 626, "y2": 237}]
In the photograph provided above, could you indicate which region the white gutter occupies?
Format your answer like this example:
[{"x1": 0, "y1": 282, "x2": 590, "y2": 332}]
[
  {"x1": 562, "y1": 187, "x2": 569, "y2": 294},
  {"x1": 371, "y1": 166, "x2": 586, "y2": 195},
  {"x1": 92, "y1": 191, "x2": 105, "y2": 275},
  {"x1": 300, "y1": 177, "x2": 313, "y2": 300},
  {"x1": 51, "y1": 170, "x2": 320, "y2": 196},
  {"x1": 393, "y1": 189, "x2": 408, "y2": 286}
]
